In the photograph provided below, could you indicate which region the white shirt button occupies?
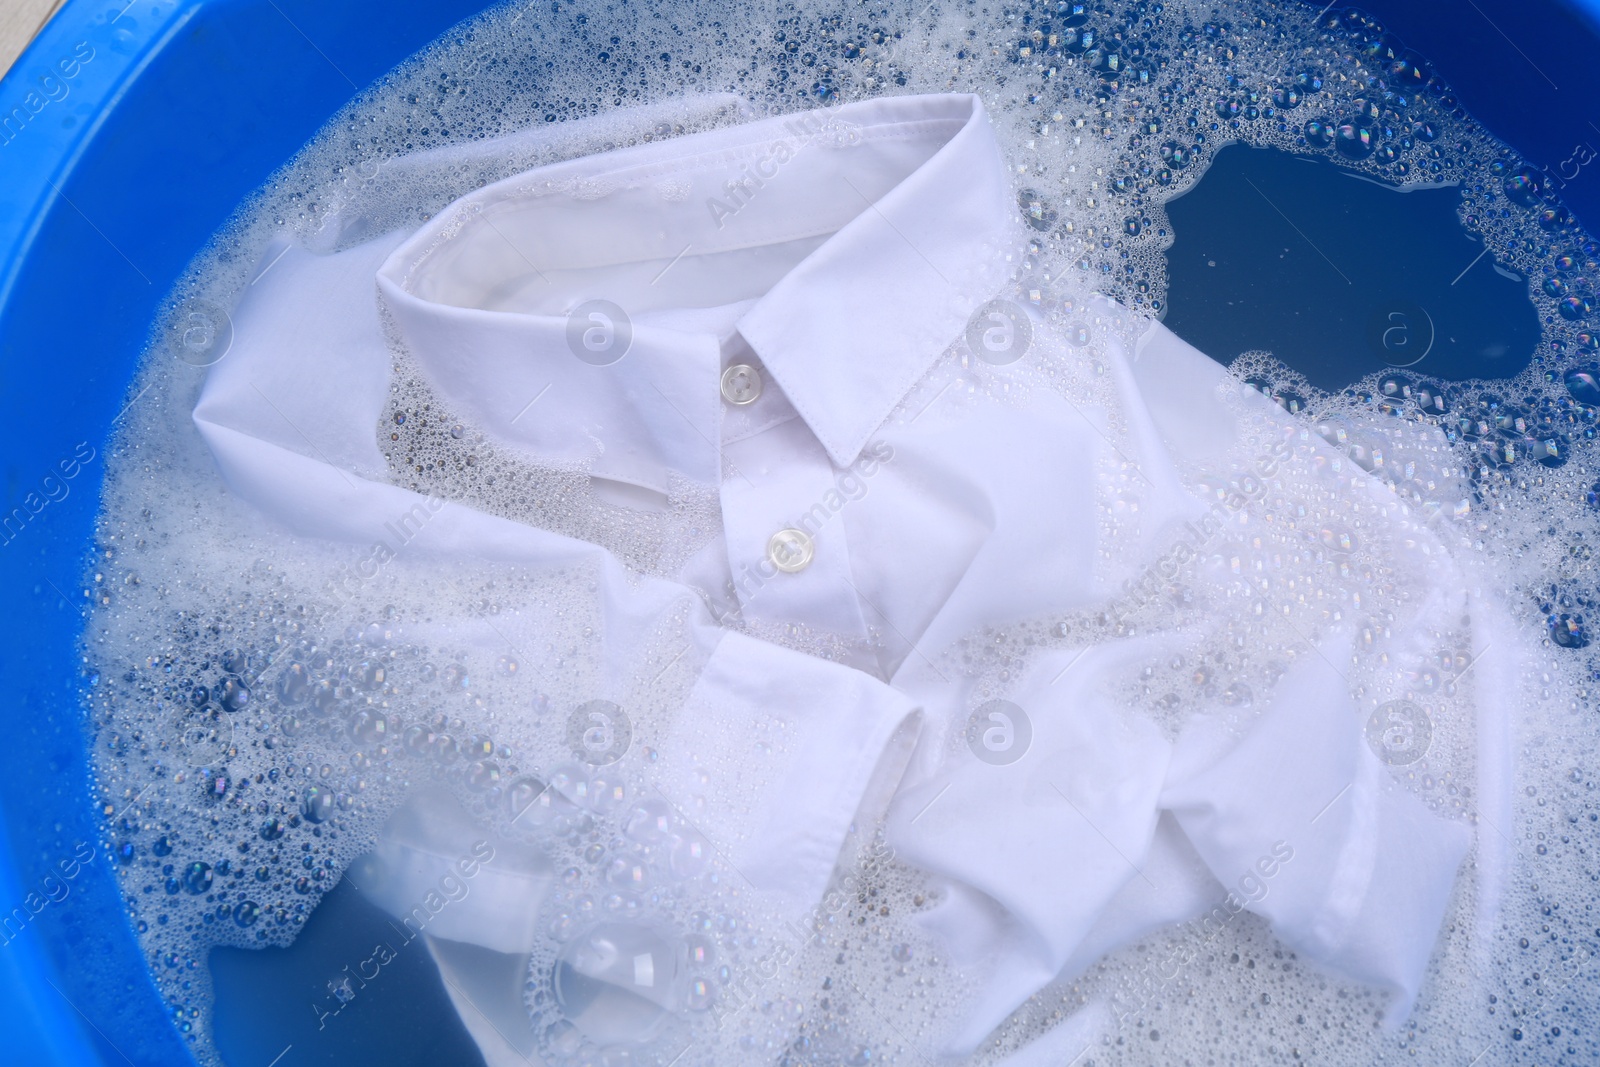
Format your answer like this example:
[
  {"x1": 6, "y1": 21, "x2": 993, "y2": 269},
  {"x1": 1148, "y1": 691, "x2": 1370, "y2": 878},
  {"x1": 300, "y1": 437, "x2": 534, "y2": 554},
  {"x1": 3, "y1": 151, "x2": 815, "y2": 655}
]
[
  {"x1": 767, "y1": 528, "x2": 814, "y2": 573},
  {"x1": 721, "y1": 363, "x2": 763, "y2": 406}
]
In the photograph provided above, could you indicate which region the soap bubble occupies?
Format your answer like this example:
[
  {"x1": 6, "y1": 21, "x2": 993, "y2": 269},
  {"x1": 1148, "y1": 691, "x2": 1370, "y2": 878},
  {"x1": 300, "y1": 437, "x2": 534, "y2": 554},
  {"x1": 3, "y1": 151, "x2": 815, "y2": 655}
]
[
  {"x1": 553, "y1": 923, "x2": 680, "y2": 1044},
  {"x1": 1016, "y1": 188, "x2": 1058, "y2": 231},
  {"x1": 300, "y1": 785, "x2": 334, "y2": 823},
  {"x1": 625, "y1": 799, "x2": 674, "y2": 843},
  {"x1": 348, "y1": 709, "x2": 393, "y2": 745},
  {"x1": 604, "y1": 856, "x2": 650, "y2": 891},
  {"x1": 275, "y1": 662, "x2": 311, "y2": 705},
  {"x1": 466, "y1": 760, "x2": 501, "y2": 791},
  {"x1": 508, "y1": 776, "x2": 550, "y2": 820},
  {"x1": 198, "y1": 766, "x2": 229, "y2": 802},
  {"x1": 685, "y1": 977, "x2": 714, "y2": 1010},
  {"x1": 216, "y1": 675, "x2": 250, "y2": 713},
  {"x1": 171, "y1": 706, "x2": 235, "y2": 765},
  {"x1": 1334, "y1": 122, "x2": 1377, "y2": 161},
  {"x1": 684, "y1": 934, "x2": 715, "y2": 967},
  {"x1": 510, "y1": 776, "x2": 581, "y2": 829},
  {"x1": 1563, "y1": 366, "x2": 1600, "y2": 406},
  {"x1": 181, "y1": 862, "x2": 213, "y2": 895},
  {"x1": 587, "y1": 772, "x2": 629, "y2": 813},
  {"x1": 1304, "y1": 119, "x2": 1334, "y2": 147},
  {"x1": 1548, "y1": 613, "x2": 1590, "y2": 649},
  {"x1": 669, "y1": 829, "x2": 712, "y2": 879},
  {"x1": 1502, "y1": 165, "x2": 1544, "y2": 207},
  {"x1": 548, "y1": 763, "x2": 592, "y2": 806}
]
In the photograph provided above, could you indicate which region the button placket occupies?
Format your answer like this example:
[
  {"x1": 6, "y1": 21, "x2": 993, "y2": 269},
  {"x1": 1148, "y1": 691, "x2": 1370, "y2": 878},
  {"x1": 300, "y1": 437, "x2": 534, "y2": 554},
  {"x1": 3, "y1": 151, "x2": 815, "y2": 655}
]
[{"x1": 719, "y1": 420, "x2": 872, "y2": 644}]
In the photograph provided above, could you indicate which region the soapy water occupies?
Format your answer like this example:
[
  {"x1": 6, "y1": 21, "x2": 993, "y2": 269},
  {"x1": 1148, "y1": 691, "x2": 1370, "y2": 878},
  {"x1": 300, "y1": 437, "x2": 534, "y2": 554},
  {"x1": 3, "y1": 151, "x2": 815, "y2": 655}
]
[{"x1": 78, "y1": 0, "x2": 1600, "y2": 1063}]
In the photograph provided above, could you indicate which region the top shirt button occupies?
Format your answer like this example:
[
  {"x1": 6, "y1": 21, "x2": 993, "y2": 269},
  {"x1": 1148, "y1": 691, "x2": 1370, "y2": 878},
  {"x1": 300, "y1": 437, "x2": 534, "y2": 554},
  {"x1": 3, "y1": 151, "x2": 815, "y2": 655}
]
[{"x1": 720, "y1": 363, "x2": 763, "y2": 406}]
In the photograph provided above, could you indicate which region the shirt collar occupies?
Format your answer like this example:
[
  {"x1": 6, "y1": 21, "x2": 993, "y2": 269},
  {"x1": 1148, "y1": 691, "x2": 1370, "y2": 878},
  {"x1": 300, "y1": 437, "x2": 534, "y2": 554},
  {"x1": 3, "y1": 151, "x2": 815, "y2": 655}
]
[{"x1": 377, "y1": 93, "x2": 1017, "y2": 487}]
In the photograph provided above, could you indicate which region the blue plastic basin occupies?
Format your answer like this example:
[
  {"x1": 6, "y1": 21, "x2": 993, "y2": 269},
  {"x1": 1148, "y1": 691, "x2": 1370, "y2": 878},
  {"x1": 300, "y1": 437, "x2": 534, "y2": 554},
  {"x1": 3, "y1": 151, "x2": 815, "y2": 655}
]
[
  {"x1": 2, "y1": 0, "x2": 1599, "y2": 1063},
  {"x1": 0, "y1": 3, "x2": 491, "y2": 1062}
]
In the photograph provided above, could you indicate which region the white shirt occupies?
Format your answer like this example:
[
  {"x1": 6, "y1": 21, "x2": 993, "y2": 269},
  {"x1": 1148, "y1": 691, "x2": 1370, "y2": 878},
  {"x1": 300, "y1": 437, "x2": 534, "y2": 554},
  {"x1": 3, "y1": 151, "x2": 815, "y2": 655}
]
[{"x1": 193, "y1": 92, "x2": 1513, "y2": 1062}]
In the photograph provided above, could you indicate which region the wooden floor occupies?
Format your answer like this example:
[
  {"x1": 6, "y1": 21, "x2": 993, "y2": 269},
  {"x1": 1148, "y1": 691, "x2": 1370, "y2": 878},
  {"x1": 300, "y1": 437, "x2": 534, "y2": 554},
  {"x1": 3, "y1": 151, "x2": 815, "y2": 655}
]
[{"x1": 1, "y1": 0, "x2": 66, "y2": 82}]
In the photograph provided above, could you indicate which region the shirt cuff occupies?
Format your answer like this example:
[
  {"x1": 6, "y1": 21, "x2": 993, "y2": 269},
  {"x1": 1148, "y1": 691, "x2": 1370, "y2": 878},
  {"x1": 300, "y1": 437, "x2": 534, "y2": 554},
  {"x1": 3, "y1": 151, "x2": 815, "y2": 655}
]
[
  {"x1": 647, "y1": 629, "x2": 922, "y2": 920},
  {"x1": 351, "y1": 789, "x2": 554, "y2": 956}
]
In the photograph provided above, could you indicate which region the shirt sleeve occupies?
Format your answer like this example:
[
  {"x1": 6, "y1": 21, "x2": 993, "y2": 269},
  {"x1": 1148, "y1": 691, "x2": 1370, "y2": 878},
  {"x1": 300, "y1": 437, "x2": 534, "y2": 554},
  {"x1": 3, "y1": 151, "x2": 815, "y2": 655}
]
[{"x1": 1160, "y1": 635, "x2": 1472, "y2": 1014}]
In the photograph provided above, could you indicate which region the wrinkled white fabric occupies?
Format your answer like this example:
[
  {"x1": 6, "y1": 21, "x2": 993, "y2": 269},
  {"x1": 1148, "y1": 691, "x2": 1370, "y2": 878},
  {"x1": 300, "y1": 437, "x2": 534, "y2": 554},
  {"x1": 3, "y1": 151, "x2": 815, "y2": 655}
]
[
  {"x1": 192, "y1": 92, "x2": 1514, "y2": 1062},
  {"x1": 887, "y1": 640, "x2": 1178, "y2": 1049},
  {"x1": 1161, "y1": 644, "x2": 1471, "y2": 1013}
]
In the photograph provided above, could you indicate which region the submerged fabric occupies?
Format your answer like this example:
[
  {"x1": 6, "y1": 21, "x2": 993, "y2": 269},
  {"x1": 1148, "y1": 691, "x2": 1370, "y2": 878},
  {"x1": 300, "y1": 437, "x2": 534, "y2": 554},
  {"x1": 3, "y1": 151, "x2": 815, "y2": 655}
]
[{"x1": 193, "y1": 92, "x2": 1510, "y2": 1060}]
